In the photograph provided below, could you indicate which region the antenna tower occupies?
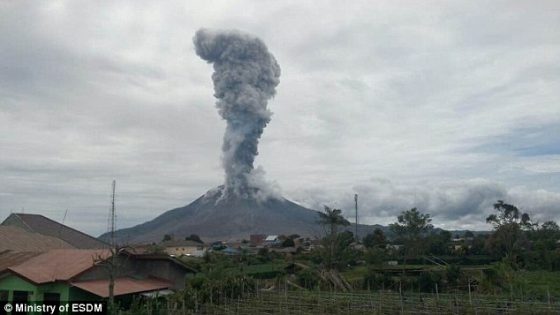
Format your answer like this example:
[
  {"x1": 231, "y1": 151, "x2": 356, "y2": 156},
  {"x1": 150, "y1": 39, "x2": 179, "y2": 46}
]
[
  {"x1": 110, "y1": 180, "x2": 116, "y2": 248},
  {"x1": 354, "y1": 194, "x2": 359, "y2": 242}
]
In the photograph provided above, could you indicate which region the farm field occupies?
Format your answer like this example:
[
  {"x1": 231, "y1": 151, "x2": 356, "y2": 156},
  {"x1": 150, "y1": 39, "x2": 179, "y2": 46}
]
[{"x1": 135, "y1": 289, "x2": 560, "y2": 315}]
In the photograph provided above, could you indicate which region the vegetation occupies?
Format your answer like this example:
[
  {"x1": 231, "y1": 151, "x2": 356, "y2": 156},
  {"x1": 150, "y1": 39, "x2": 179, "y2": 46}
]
[
  {"x1": 118, "y1": 200, "x2": 560, "y2": 314},
  {"x1": 317, "y1": 206, "x2": 350, "y2": 270},
  {"x1": 390, "y1": 208, "x2": 433, "y2": 262}
]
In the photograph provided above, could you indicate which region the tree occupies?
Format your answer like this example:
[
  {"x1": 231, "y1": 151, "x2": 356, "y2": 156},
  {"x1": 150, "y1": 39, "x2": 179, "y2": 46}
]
[
  {"x1": 428, "y1": 230, "x2": 452, "y2": 256},
  {"x1": 317, "y1": 206, "x2": 350, "y2": 269},
  {"x1": 363, "y1": 228, "x2": 386, "y2": 249},
  {"x1": 282, "y1": 238, "x2": 295, "y2": 248},
  {"x1": 162, "y1": 234, "x2": 173, "y2": 242},
  {"x1": 390, "y1": 208, "x2": 433, "y2": 261},
  {"x1": 485, "y1": 200, "x2": 533, "y2": 265},
  {"x1": 486, "y1": 200, "x2": 534, "y2": 230},
  {"x1": 185, "y1": 234, "x2": 203, "y2": 243},
  {"x1": 525, "y1": 220, "x2": 560, "y2": 270}
]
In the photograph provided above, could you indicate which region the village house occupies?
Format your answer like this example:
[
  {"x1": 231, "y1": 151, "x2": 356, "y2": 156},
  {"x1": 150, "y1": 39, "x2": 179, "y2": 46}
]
[
  {"x1": 264, "y1": 235, "x2": 281, "y2": 247},
  {"x1": 0, "y1": 248, "x2": 196, "y2": 306},
  {"x1": 250, "y1": 234, "x2": 266, "y2": 247},
  {"x1": 160, "y1": 239, "x2": 206, "y2": 257}
]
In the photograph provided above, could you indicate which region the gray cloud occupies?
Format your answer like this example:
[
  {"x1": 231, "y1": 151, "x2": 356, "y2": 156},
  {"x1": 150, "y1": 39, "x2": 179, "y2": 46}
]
[{"x1": 289, "y1": 178, "x2": 560, "y2": 231}]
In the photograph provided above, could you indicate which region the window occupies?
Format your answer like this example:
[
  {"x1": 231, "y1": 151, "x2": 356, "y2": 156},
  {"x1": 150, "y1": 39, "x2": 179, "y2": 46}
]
[
  {"x1": 12, "y1": 291, "x2": 29, "y2": 315},
  {"x1": 0, "y1": 290, "x2": 9, "y2": 315},
  {"x1": 43, "y1": 293, "x2": 60, "y2": 315}
]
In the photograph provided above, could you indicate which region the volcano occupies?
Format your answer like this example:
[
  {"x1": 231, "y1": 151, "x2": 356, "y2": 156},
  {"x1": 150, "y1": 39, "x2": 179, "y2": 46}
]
[
  {"x1": 102, "y1": 187, "x2": 324, "y2": 244},
  {"x1": 102, "y1": 30, "x2": 337, "y2": 244}
]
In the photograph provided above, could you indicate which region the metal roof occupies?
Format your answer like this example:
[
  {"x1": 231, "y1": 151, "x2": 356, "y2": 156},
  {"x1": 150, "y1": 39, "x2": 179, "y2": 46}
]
[
  {"x1": 8, "y1": 249, "x2": 111, "y2": 284},
  {"x1": 0, "y1": 250, "x2": 41, "y2": 273},
  {"x1": 1, "y1": 213, "x2": 108, "y2": 249},
  {"x1": 0, "y1": 226, "x2": 74, "y2": 252},
  {"x1": 71, "y1": 277, "x2": 171, "y2": 298},
  {"x1": 160, "y1": 239, "x2": 205, "y2": 247}
]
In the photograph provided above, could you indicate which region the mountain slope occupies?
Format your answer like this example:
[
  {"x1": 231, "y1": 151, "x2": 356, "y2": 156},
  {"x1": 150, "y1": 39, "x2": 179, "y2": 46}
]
[{"x1": 101, "y1": 187, "x2": 328, "y2": 244}]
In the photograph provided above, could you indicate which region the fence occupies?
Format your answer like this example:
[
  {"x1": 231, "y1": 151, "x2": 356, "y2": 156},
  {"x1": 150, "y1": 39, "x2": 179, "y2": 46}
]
[{"x1": 129, "y1": 288, "x2": 560, "y2": 315}]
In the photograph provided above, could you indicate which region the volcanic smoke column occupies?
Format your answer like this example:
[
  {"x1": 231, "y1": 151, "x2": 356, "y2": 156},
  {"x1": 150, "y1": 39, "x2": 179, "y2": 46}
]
[{"x1": 194, "y1": 29, "x2": 281, "y2": 199}]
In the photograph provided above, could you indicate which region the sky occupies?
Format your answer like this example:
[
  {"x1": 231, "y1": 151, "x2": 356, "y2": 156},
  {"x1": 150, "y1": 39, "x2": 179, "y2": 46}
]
[{"x1": 1, "y1": 0, "x2": 559, "y2": 237}]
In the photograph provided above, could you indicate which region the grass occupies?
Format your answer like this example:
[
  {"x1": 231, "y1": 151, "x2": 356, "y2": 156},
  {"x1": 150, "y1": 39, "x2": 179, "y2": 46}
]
[
  {"x1": 516, "y1": 270, "x2": 560, "y2": 299},
  {"x1": 243, "y1": 262, "x2": 286, "y2": 274}
]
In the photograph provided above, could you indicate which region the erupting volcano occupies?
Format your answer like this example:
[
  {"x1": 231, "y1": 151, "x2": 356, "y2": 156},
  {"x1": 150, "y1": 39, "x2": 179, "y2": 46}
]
[{"x1": 104, "y1": 29, "x2": 325, "y2": 243}]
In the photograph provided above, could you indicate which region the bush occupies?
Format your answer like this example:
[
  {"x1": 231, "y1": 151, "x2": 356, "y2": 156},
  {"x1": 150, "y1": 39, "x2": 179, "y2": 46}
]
[
  {"x1": 362, "y1": 269, "x2": 393, "y2": 290},
  {"x1": 297, "y1": 268, "x2": 320, "y2": 289},
  {"x1": 417, "y1": 271, "x2": 443, "y2": 292}
]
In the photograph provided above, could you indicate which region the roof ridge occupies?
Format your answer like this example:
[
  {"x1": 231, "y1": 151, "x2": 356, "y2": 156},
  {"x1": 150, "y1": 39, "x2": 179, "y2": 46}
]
[
  {"x1": 14, "y1": 213, "x2": 109, "y2": 246},
  {"x1": 11, "y1": 213, "x2": 33, "y2": 231}
]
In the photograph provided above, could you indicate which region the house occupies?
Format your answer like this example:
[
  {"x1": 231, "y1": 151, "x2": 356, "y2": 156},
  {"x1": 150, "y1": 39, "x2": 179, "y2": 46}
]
[
  {"x1": 0, "y1": 226, "x2": 74, "y2": 252},
  {"x1": 386, "y1": 244, "x2": 403, "y2": 251},
  {"x1": 264, "y1": 235, "x2": 281, "y2": 247},
  {"x1": 1, "y1": 213, "x2": 108, "y2": 249},
  {"x1": 160, "y1": 239, "x2": 206, "y2": 257},
  {"x1": 0, "y1": 249, "x2": 196, "y2": 306},
  {"x1": 451, "y1": 237, "x2": 473, "y2": 252},
  {"x1": 250, "y1": 234, "x2": 266, "y2": 246}
]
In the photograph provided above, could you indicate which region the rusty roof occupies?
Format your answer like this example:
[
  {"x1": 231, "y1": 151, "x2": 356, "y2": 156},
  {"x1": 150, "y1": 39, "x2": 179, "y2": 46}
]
[
  {"x1": 1, "y1": 213, "x2": 108, "y2": 249},
  {"x1": 8, "y1": 249, "x2": 111, "y2": 284},
  {"x1": 160, "y1": 239, "x2": 205, "y2": 247},
  {"x1": 71, "y1": 277, "x2": 171, "y2": 298},
  {"x1": 0, "y1": 226, "x2": 74, "y2": 252},
  {"x1": 0, "y1": 250, "x2": 41, "y2": 272}
]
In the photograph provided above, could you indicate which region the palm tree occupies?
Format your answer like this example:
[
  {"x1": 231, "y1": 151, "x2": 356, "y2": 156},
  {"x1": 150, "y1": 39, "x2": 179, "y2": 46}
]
[{"x1": 318, "y1": 206, "x2": 350, "y2": 269}]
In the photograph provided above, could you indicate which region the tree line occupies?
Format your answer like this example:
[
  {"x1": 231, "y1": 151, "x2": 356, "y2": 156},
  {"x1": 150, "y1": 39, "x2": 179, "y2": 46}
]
[{"x1": 318, "y1": 200, "x2": 560, "y2": 271}]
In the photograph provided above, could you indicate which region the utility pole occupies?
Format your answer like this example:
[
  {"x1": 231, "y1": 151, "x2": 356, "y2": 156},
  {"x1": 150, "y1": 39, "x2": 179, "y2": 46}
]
[
  {"x1": 110, "y1": 180, "x2": 116, "y2": 248},
  {"x1": 354, "y1": 194, "x2": 359, "y2": 243},
  {"x1": 109, "y1": 180, "x2": 116, "y2": 312}
]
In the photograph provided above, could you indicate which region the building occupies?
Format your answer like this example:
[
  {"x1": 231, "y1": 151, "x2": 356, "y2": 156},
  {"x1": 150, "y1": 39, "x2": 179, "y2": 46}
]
[
  {"x1": 0, "y1": 226, "x2": 74, "y2": 252},
  {"x1": 1, "y1": 213, "x2": 108, "y2": 249},
  {"x1": 0, "y1": 249, "x2": 196, "y2": 306},
  {"x1": 264, "y1": 235, "x2": 281, "y2": 247},
  {"x1": 160, "y1": 239, "x2": 206, "y2": 257},
  {"x1": 250, "y1": 234, "x2": 266, "y2": 246}
]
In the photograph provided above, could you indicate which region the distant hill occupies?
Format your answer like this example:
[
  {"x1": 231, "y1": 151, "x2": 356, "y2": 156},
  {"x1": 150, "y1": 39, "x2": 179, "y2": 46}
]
[
  {"x1": 101, "y1": 187, "x2": 331, "y2": 244},
  {"x1": 100, "y1": 187, "x2": 489, "y2": 244}
]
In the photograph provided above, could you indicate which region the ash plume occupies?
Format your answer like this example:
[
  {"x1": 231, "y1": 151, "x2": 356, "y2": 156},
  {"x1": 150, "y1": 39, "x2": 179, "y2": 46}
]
[{"x1": 193, "y1": 29, "x2": 281, "y2": 200}]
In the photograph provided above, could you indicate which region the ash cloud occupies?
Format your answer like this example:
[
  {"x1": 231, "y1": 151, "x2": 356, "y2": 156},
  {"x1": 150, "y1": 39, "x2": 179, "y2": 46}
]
[{"x1": 193, "y1": 29, "x2": 281, "y2": 199}]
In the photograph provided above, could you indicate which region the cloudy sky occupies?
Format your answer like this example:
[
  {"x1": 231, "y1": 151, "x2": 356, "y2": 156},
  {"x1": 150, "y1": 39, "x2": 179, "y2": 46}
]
[{"x1": 1, "y1": 0, "x2": 559, "y2": 236}]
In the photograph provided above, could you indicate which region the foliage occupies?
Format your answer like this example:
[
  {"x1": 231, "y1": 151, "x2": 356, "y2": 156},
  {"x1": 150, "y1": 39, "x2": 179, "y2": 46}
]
[
  {"x1": 427, "y1": 230, "x2": 452, "y2": 256},
  {"x1": 281, "y1": 238, "x2": 295, "y2": 247},
  {"x1": 486, "y1": 200, "x2": 534, "y2": 230},
  {"x1": 363, "y1": 228, "x2": 386, "y2": 249},
  {"x1": 317, "y1": 206, "x2": 350, "y2": 270},
  {"x1": 485, "y1": 200, "x2": 534, "y2": 265},
  {"x1": 363, "y1": 269, "x2": 393, "y2": 290},
  {"x1": 364, "y1": 247, "x2": 387, "y2": 266},
  {"x1": 444, "y1": 264, "x2": 462, "y2": 287},
  {"x1": 390, "y1": 208, "x2": 433, "y2": 260},
  {"x1": 417, "y1": 271, "x2": 443, "y2": 292},
  {"x1": 296, "y1": 268, "x2": 321, "y2": 289},
  {"x1": 317, "y1": 206, "x2": 351, "y2": 236},
  {"x1": 185, "y1": 234, "x2": 203, "y2": 243}
]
